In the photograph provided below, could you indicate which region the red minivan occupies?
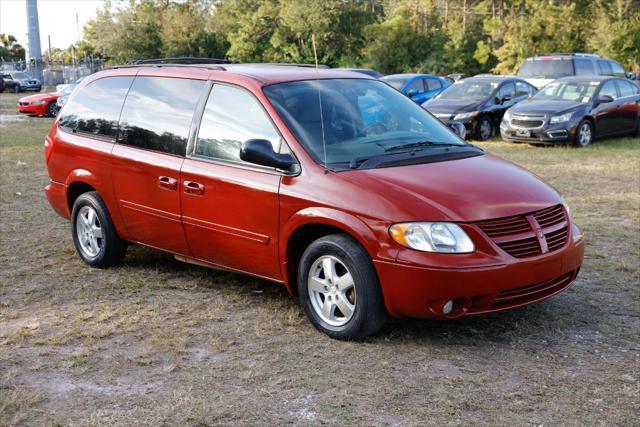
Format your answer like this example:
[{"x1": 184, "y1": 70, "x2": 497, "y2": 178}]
[{"x1": 44, "y1": 63, "x2": 585, "y2": 340}]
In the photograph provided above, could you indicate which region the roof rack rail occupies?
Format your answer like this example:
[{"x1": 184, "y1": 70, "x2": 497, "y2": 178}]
[
  {"x1": 248, "y1": 62, "x2": 330, "y2": 69},
  {"x1": 108, "y1": 63, "x2": 227, "y2": 71},
  {"x1": 535, "y1": 53, "x2": 601, "y2": 58},
  {"x1": 132, "y1": 57, "x2": 231, "y2": 65}
]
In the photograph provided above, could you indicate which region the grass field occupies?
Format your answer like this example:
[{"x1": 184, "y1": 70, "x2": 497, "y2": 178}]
[{"x1": 1, "y1": 90, "x2": 638, "y2": 426}]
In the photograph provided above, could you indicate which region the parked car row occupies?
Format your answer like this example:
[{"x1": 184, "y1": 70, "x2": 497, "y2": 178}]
[{"x1": 1, "y1": 71, "x2": 42, "y2": 93}]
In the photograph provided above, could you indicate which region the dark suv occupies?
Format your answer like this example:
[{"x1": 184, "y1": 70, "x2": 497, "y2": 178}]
[{"x1": 517, "y1": 53, "x2": 627, "y2": 89}]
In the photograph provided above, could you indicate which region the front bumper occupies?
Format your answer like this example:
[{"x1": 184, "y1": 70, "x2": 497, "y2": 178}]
[
  {"x1": 18, "y1": 83, "x2": 41, "y2": 91},
  {"x1": 374, "y1": 229, "x2": 585, "y2": 319},
  {"x1": 18, "y1": 102, "x2": 48, "y2": 116},
  {"x1": 500, "y1": 119, "x2": 578, "y2": 144}
]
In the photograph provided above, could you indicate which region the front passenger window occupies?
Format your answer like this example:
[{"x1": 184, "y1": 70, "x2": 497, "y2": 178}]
[
  {"x1": 599, "y1": 81, "x2": 618, "y2": 99},
  {"x1": 195, "y1": 84, "x2": 283, "y2": 164}
]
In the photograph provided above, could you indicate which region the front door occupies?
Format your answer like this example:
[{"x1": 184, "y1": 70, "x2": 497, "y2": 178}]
[
  {"x1": 111, "y1": 75, "x2": 206, "y2": 255},
  {"x1": 181, "y1": 83, "x2": 284, "y2": 280}
]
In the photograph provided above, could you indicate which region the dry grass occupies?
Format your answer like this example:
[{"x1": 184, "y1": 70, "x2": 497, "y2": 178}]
[{"x1": 1, "y1": 91, "x2": 639, "y2": 426}]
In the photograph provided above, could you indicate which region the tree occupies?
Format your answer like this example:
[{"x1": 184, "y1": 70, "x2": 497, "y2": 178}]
[{"x1": 0, "y1": 34, "x2": 26, "y2": 62}]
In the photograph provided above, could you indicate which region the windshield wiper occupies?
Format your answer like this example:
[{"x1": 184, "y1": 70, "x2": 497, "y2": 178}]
[{"x1": 383, "y1": 140, "x2": 462, "y2": 152}]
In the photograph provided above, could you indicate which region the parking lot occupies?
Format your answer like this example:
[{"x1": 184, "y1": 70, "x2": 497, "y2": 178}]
[{"x1": 0, "y1": 89, "x2": 638, "y2": 425}]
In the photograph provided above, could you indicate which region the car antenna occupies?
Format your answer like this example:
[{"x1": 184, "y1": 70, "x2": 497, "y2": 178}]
[{"x1": 312, "y1": 34, "x2": 329, "y2": 174}]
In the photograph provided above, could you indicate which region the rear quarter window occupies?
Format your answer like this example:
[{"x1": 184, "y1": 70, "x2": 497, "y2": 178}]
[
  {"x1": 117, "y1": 76, "x2": 206, "y2": 156},
  {"x1": 58, "y1": 76, "x2": 134, "y2": 139}
]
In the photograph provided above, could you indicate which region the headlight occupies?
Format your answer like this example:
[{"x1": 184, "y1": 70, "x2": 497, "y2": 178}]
[
  {"x1": 389, "y1": 222, "x2": 475, "y2": 253},
  {"x1": 453, "y1": 111, "x2": 478, "y2": 121},
  {"x1": 503, "y1": 109, "x2": 513, "y2": 122},
  {"x1": 550, "y1": 112, "x2": 573, "y2": 124},
  {"x1": 32, "y1": 100, "x2": 46, "y2": 105}
]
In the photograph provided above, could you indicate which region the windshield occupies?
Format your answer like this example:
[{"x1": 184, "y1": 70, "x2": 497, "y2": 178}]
[
  {"x1": 533, "y1": 81, "x2": 598, "y2": 102},
  {"x1": 263, "y1": 79, "x2": 465, "y2": 168},
  {"x1": 517, "y1": 59, "x2": 573, "y2": 79},
  {"x1": 435, "y1": 80, "x2": 497, "y2": 101},
  {"x1": 380, "y1": 77, "x2": 409, "y2": 91},
  {"x1": 12, "y1": 72, "x2": 31, "y2": 79}
]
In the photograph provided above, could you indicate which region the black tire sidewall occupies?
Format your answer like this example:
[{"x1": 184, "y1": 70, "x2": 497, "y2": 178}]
[
  {"x1": 297, "y1": 234, "x2": 386, "y2": 340},
  {"x1": 71, "y1": 192, "x2": 125, "y2": 268},
  {"x1": 47, "y1": 102, "x2": 57, "y2": 117}
]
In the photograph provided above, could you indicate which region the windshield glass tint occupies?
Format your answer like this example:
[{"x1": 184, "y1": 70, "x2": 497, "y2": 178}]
[
  {"x1": 381, "y1": 77, "x2": 409, "y2": 91},
  {"x1": 436, "y1": 80, "x2": 496, "y2": 101},
  {"x1": 517, "y1": 59, "x2": 573, "y2": 79},
  {"x1": 533, "y1": 81, "x2": 598, "y2": 102},
  {"x1": 263, "y1": 79, "x2": 464, "y2": 167}
]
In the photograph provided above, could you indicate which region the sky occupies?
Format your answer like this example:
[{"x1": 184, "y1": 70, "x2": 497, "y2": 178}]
[{"x1": 0, "y1": 0, "x2": 111, "y2": 51}]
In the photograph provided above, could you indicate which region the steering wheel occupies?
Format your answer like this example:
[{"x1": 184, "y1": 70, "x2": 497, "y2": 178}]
[{"x1": 362, "y1": 121, "x2": 388, "y2": 135}]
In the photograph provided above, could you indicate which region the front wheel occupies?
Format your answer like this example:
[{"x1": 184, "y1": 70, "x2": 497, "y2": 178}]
[
  {"x1": 46, "y1": 102, "x2": 58, "y2": 117},
  {"x1": 71, "y1": 191, "x2": 127, "y2": 268},
  {"x1": 574, "y1": 120, "x2": 593, "y2": 147},
  {"x1": 476, "y1": 117, "x2": 493, "y2": 141},
  {"x1": 298, "y1": 234, "x2": 387, "y2": 340},
  {"x1": 13, "y1": 85, "x2": 20, "y2": 93}
]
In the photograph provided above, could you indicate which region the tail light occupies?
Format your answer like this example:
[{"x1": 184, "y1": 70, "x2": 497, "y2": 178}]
[{"x1": 44, "y1": 136, "x2": 53, "y2": 163}]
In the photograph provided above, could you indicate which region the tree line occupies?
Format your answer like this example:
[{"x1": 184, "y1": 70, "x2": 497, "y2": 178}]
[{"x1": 11, "y1": 0, "x2": 640, "y2": 74}]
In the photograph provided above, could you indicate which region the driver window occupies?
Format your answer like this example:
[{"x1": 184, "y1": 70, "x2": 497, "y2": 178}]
[
  {"x1": 195, "y1": 84, "x2": 284, "y2": 163},
  {"x1": 406, "y1": 78, "x2": 424, "y2": 93},
  {"x1": 599, "y1": 81, "x2": 618, "y2": 100}
]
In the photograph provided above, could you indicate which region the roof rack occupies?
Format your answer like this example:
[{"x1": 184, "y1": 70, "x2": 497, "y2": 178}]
[
  {"x1": 246, "y1": 62, "x2": 330, "y2": 69},
  {"x1": 108, "y1": 63, "x2": 227, "y2": 71},
  {"x1": 535, "y1": 53, "x2": 601, "y2": 58},
  {"x1": 132, "y1": 57, "x2": 231, "y2": 65}
]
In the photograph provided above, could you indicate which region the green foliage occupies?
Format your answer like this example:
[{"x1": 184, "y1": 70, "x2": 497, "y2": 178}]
[
  {"x1": 78, "y1": 0, "x2": 639, "y2": 73},
  {"x1": 0, "y1": 34, "x2": 25, "y2": 62}
]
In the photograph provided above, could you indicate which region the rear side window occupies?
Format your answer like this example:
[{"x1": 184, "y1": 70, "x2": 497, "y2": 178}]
[
  {"x1": 617, "y1": 80, "x2": 640, "y2": 97},
  {"x1": 610, "y1": 62, "x2": 626, "y2": 77},
  {"x1": 574, "y1": 58, "x2": 595, "y2": 75},
  {"x1": 597, "y1": 60, "x2": 613, "y2": 75},
  {"x1": 58, "y1": 76, "x2": 133, "y2": 139},
  {"x1": 117, "y1": 77, "x2": 205, "y2": 156},
  {"x1": 194, "y1": 84, "x2": 282, "y2": 164},
  {"x1": 425, "y1": 78, "x2": 442, "y2": 91}
]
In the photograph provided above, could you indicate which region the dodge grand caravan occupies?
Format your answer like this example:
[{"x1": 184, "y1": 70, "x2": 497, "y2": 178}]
[{"x1": 44, "y1": 62, "x2": 585, "y2": 340}]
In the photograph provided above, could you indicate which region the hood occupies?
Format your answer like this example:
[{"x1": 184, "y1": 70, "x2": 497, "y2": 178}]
[
  {"x1": 338, "y1": 154, "x2": 561, "y2": 222},
  {"x1": 524, "y1": 78, "x2": 554, "y2": 89},
  {"x1": 19, "y1": 92, "x2": 57, "y2": 103},
  {"x1": 422, "y1": 98, "x2": 482, "y2": 114},
  {"x1": 511, "y1": 99, "x2": 586, "y2": 116}
]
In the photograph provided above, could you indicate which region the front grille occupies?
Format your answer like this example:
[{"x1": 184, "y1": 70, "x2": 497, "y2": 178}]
[
  {"x1": 511, "y1": 118, "x2": 544, "y2": 128},
  {"x1": 492, "y1": 271, "x2": 575, "y2": 310},
  {"x1": 474, "y1": 204, "x2": 569, "y2": 258},
  {"x1": 19, "y1": 101, "x2": 29, "y2": 106}
]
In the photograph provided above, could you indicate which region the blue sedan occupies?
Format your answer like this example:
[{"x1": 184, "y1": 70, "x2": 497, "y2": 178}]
[{"x1": 381, "y1": 73, "x2": 450, "y2": 104}]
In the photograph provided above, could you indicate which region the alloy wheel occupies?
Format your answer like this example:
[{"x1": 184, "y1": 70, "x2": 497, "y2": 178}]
[
  {"x1": 75, "y1": 205, "x2": 103, "y2": 258},
  {"x1": 307, "y1": 255, "x2": 356, "y2": 327},
  {"x1": 479, "y1": 119, "x2": 492, "y2": 140},
  {"x1": 578, "y1": 123, "x2": 592, "y2": 147}
]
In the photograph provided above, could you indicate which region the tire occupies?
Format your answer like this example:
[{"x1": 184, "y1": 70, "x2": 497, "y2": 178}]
[
  {"x1": 574, "y1": 120, "x2": 593, "y2": 148},
  {"x1": 13, "y1": 85, "x2": 20, "y2": 93},
  {"x1": 71, "y1": 191, "x2": 127, "y2": 268},
  {"x1": 46, "y1": 102, "x2": 58, "y2": 117},
  {"x1": 634, "y1": 119, "x2": 640, "y2": 137},
  {"x1": 476, "y1": 117, "x2": 493, "y2": 141},
  {"x1": 297, "y1": 234, "x2": 387, "y2": 340}
]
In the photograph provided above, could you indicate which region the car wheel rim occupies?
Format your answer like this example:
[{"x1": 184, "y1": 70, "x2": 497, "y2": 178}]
[
  {"x1": 75, "y1": 206, "x2": 103, "y2": 258},
  {"x1": 308, "y1": 255, "x2": 356, "y2": 327},
  {"x1": 48, "y1": 103, "x2": 56, "y2": 116},
  {"x1": 579, "y1": 124, "x2": 591, "y2": 146},
  {"x1": 480, "y1": 120, "x2": 491, "y2": 139}
]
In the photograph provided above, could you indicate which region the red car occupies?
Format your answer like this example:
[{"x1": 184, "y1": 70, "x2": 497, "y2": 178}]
[
  {"x1": 44, "y1": 63, "x2": 585, "y2": 340},
  {"x1": 18, "y1": 92, "x2": 62, "y2": 117}
]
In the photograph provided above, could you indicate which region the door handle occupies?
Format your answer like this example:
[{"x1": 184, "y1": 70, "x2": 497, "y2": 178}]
[
  {"x1": 158, "y1": 176, "x2": 177, "y2": 191},
  {"x1": 184, "y1": 180, "x2": 205, "y2": 196}
]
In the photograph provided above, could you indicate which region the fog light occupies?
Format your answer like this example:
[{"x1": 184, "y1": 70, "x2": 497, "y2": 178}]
[{"x1": 442, "y1": 299, "x2": 454, "y2": 315}]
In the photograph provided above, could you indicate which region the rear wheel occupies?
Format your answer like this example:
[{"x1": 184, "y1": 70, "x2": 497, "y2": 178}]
[
  {"x1": 13, "y1": 85, "x2": 20, "y2": 93},
  {"x1": 298, "y1": 234, "x2": 387, "y2": 340},
  {"x1": 71, "y1": 191, "x2": 127, "y2": 268},
  {"x1": 574, "y1": 120, "x2": 593, "y2": 147},
  {"x1": 476, "y1": 117, "x2": 493, "y2": 141}
]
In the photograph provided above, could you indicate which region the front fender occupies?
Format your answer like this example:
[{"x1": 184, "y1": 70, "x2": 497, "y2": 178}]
[{"x1": 279, "y1": 207, "x2": 398, "y2": 293}]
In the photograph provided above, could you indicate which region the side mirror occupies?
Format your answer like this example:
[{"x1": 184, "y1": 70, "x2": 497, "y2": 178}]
[
  {"x1": 597, "y1": 95, "x2": 614, "y2": 104},
  {"x1": 406, "y1": 88, "x2": 419, "y2": 97},
  {"x1": 449, "y1": 121, "x2": 466, "y2": 140},
  {"x1": 240, "y1": 139, "x2": 294, "y2": 170},
  {"x1": 502, "y1": 95, "x2": 512, "y2": 103}
]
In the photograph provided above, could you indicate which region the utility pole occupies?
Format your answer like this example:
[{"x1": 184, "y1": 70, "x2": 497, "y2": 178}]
[{"x1": 25, "y1": 0, "x2": 43, "y2": 81}]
